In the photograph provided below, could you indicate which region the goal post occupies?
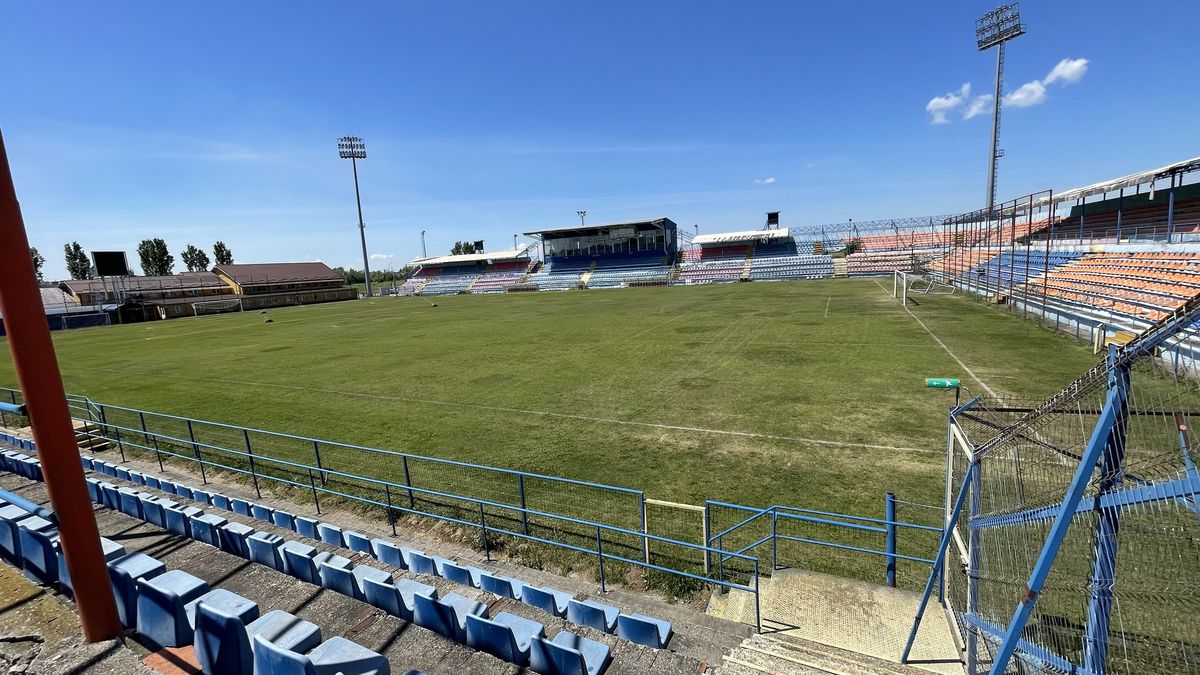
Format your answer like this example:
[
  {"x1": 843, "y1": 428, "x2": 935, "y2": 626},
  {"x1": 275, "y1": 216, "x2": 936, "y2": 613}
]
[
  {"x1": 893, "y1": 271, "x2": 909, "y2": 305},
  {"x1": 191, "y1": 299, "x2": 243, "y2": 316}
]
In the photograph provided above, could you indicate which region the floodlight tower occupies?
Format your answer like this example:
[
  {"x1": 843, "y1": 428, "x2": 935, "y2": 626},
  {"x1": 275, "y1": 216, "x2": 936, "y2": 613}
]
[
  {"x1": 338, "y1": 136, "x2": 372, "y2": 297},
  {"x1": 976, "y1": 4, "x2": 1025, "y2": 225},
  {"x1": 576, "y1": 210, "x2": 587, "y2": 226}
]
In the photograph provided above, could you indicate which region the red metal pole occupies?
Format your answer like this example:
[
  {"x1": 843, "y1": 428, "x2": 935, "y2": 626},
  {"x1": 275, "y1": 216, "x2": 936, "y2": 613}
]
[{"x1": 0, "y1": 129, "x2": 121, "y2": 640}]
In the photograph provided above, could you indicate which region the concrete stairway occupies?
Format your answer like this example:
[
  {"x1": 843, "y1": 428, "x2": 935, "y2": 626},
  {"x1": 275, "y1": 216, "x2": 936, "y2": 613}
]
[
  {"x1": 741, "y1": 250, "x2": 755, "y2": 280},
  {"x1": 580, "y1": 262, "x2": 598, "y2": 286},
  {"x1": 833, "y1": 258, "x2": 849, "y2": 278},
  {"x1": 72, "y1": 419, "x2": 111, "y2": 453},
  {"x1": 719, "y1": 632, "x2": 937, "y2": 675},
  {"x1": 708, "y1": 569, "x2": 962, "y2": 675}
]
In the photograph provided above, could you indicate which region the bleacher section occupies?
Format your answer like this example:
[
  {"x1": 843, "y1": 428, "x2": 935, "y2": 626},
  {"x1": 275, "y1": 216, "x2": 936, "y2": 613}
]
[
  {"x1": 926, "y1": 247, "x2": 1000, "y2": 280},
  {"x1": 1023, "y1": 251, "x2": 1200, "y2": 323},
  {"x1": 747, "y1": 239, "x2": 834, "y2": 281},
  {"x1": 0, "y1": 428, "x2": 729, "y2": 675},
  {"x1": 846, "y1": 251, "x2": 926, "y2": 276},
  {"x1": 1046, "y1": 190, "x2": 1200, "y2": 243},
  {"x1": 585, "y1": 253, "x2": 672, "y2": 289},
  {"x1": 678, "y1": 246, "x2": 748, "y2": 284},
  {"x1": 975, "y1": 250, "x2": 1083, "y2": 288},
  {"x1": 417, "y1": 272, "x2": 479, "y2": 297},
  {"x1": 468, "y1": 261, "x2": 530, "y2": 294}
]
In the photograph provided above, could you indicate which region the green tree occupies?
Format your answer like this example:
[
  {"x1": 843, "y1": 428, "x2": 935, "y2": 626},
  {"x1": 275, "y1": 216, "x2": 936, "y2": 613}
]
[
  {"x1": 64, "y1": 241, "x2": 91, "y2": 280},
  {"x1": 136, "y1": 238, "x2": 174, "y2": 276},
  {"x1": 181, "y1": 244, "x2": 211, "y2": 272},
  {"x1": 212, "y1": 241, "x2": 233, "y2": 266},
  {"x1": 29, "y1": 247, "x2": 45, "y2": 283},
  {"x1": 451, "y1": 241, "x2": 478, "y2": 255}
]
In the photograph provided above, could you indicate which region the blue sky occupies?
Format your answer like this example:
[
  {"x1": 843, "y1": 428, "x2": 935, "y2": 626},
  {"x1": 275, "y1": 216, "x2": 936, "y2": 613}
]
[{"x1": 3, "y1": 1, "x2": 1198, "y2": 279}]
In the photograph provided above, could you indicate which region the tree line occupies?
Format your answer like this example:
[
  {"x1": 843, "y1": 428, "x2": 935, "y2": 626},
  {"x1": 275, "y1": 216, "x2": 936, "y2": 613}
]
[{"x1": 38, "y1": 240, "x2": 237, "y2": 281}]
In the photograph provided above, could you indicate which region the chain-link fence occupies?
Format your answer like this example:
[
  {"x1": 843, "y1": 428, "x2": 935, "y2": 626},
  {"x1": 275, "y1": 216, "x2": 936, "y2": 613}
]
[{"x1": 928, "y1": 298, "x2": 1200, "y2": 674}]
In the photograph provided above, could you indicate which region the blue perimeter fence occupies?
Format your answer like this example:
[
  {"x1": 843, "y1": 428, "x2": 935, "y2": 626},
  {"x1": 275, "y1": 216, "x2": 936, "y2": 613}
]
[{"x1": 0, "y1": 386, "x2": 943, "y2": 632}]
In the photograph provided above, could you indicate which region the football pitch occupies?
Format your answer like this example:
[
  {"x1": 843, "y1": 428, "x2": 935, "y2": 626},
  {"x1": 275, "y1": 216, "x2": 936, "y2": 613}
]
[{"x1": 0, "y1": 278, "x2": 1101, "y2": 517}]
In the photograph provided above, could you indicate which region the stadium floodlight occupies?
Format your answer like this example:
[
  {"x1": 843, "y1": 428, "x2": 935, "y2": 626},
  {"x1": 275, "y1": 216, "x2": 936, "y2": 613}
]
[
  {"x1": 976, "y1": 4, "x2": 1025, "y2": 227},
  {"x1": 338, "y1": 135, "x2": 372, "y2": 297},
  {"x1": 577, "y1": 210, "x2": 587, "y2": 226}
]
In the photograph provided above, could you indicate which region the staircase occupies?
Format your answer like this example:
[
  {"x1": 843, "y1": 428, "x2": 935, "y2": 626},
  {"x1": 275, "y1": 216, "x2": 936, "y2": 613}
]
[
  {"x1": 708, "y1": 569, "x2": 961, "y2": 675},
  {"x1": 72, "y1": 419, "x2": 111, "y2": 454},
  {"x1": 579, "y1": 262, "x2": 598, "y2": 286},
  {"x1": 718, "y1": 632, "x2": 936, "y2": 675},
  {"x1": 833, "y1": 258, "x2": 849, "y2": 278},
  {"x1": 741, "y1": 249, "x2": 755, "y2": 280}
]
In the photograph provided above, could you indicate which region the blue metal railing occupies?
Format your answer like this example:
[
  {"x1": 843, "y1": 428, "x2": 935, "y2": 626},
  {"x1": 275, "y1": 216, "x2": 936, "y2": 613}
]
[{"x1": 705, "y1": 499, "x2": 941, "y2": 588}]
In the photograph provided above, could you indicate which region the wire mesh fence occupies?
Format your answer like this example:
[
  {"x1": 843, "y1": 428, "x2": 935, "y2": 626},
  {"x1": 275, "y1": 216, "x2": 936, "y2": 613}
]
[{"x1": 937, "y1": 303, "x2": 1200, "y2": 674}]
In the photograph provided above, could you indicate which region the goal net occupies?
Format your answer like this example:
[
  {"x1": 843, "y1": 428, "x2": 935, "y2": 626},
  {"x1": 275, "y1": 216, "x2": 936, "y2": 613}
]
[
  {"x1": 893, "y1": 271, "x2": 954, "y2": 305},
  {"x1": 191, "y1": 299, "x2": 242, "y2": 315}
]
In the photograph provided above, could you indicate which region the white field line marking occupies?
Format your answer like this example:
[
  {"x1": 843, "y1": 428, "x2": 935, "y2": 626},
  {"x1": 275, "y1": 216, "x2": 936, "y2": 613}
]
[
  {"x1": 824, "y1": 296, "x2": 831, "y2": 318},
  {"x1": 874, "y1": 278, "x2": 999, "y2": 398},
  {"x1": 74, "y1": 366, "x2": 939, "y2": 455},
  {"x1": 626, "y1": 310, "x2": 695, "y2": 339}
]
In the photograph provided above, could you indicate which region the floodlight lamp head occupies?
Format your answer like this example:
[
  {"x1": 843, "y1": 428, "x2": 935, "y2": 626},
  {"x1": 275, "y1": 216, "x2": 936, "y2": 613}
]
[
  {"x1": 338, "y1": 136, "x2": 367, "y2": 160},
  {"x1": 976, "y1": 3, "x2": 1025, "y2": 51}
]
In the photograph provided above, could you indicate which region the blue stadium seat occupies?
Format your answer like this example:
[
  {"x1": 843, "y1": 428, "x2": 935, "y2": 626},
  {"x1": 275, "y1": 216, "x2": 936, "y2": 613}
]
[
  {"x1": 127, "y1": 470, "x2": 145, "y2": 486},
  {"x1": 144, "y1": 475, "x2": 161, "y2": 490},
  {"x1": 230, "y1": 498, "x2": 252, "y2": 516},
  {"x1": 399, "y1": 547, "x2": 424, "y2": 570},
  {"x1": 17, "y1": 517, "x2": 58, "y2": 584},
  {"x1": 294, "y1": 516, "x2": 319, "y2": 540},
  {"x1": 211, "y1": 493, "x2": 231, "y2": 511},
  {"x1": 370, "y1": 539, "x2": 405, "y2": 569},
  {"x1": 58, "y1": 537, "x2": 125, "y2": 596},
  {"x1": 522, "y1": 585, "x2": 572, "y2": 618},
  {"x1": 0, "y1": 507, "x2": 43, "y2": 563},
  {"x1": 319, "y1": 562, "x2": 359, "y2": 600},
  {"x1": 413, "y1": 592, "x2": 486, "y2": 642},
  {"x1": 530, "y1": 632, "x2": 611, "y2": 675},
  {"x1": 115, "y1": 467, "x2": 130, "y2": 482},
  {"x1": 185, "y1": 588, "x2": 258, "y2": 634},
  {"x1": 109, "y1": 552, "x2": 169, "y2": 624},
  {"x1": 176, "y1": 485, "x2": 195, "y2": 501},
  {"x1": 616, "y1": 613, "x2": 673, "y2": 649},
  {"x1": 218, "y1": 521, "x2": 255, "y2": 558},
  {"x1": 158, "y1": 479, "x2": 177, "y2": 495},
  {"x1": 407, "y1": 550, "x2": 437, "y2": 576},
  {"x1": 117, "y1": 487, "x2": 143, "y2": 518},
  {"x1": 136, "y1": 569, "x2": 210, "y2": 647},
  {"x1": 345, "y1": 531, "x2": 372, "y2": 554},
  {"x1": 479, "y1": 572, "x2": 526, "y2": 600},
  {"x1": 271, "y1": 510, "x2": 296, "y2": 531},
  {"x1": 251, "y1": 503, "x2": 274, "y2": 522},
  {"x1": 566, "y1": 599, "x2": 618, "y2": 634},
  {"x1": 317, "y1": 522, "x2": 345, "y2": 547},
  {"x1": 248, "y1": 531, "x2": 286, "y2": 571},
  {"x1": 192, "y1": 489, "x2": 212, "y2": 506},
  {"x1": 253, "y1": 634, "x2": 390, "y2": 675},
  {"x1": 195, "y1": 603, "x2": 322, "y2": 675},
  {"x1": 352, "y1": 565, "x2": 393, "y2": 600},
  {"x1": 284, "y1": 545, "x2": 351, "y2": 586},
  {"x1": 440, "y1": 561, "x2": 474, "y2": 587},
  {"x1": 465, "y1": 612, "x2": 545, "y2": 666},
  {"x1": 164, "y1": 505, "x2": 203, "y2": 537},
  {"x1": 189, "y1": 513, "x2": 228, "y2": 547},
  {"x1": 362, "y1": 577, "x2": 435, "y2": 621}
]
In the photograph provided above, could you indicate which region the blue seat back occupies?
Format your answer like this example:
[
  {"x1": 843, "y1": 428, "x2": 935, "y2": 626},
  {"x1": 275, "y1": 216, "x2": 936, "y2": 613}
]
[
  {"x1": 465, "y1": 614, "x2": 521, "y2": 664},
  {"x1": 530, "y1": 637, "x2": 587, "y2": 675},
  {"x1": 363, "y1": 577, "x2": 402, "y2": 617},
  {"x1": 319, "y1": 563, "x2": 359, "y2": 600},
  {"x1": 521, "y1": 586, "x2": 564, "y2": 617},
  {"x1": 408, "y1": 551, "x2": 437, "y2": 576},
  {"x1": 412, "y1": 594, "x2": 455, "y2": 640},
  {"x1": 194, "y1": 601, "x2": 252, "y2": 675},
  {"x1": 253, "y1": 635, "x2": 315, "y2": 675},
  {"x1": 616, "y1": 613, "x2": 670, "y2": 648},
  {"x1": 566, "y1": 600, "x2": 614, "y2": 633},
  {"x1": 479, "y1": 573, "x2": 516, "y2": 599},
  {"x1": 441, "y1": 562, "x2": 472, "y2": 587}
]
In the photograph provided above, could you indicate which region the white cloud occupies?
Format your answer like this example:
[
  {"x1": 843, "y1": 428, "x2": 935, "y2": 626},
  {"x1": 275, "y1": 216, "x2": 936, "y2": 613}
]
[
  {"x1": 964, "y1": 94, "x2": 993, "y2": 120},
  {"x1": 754, "y1": 176, "x2": 777, "y2": 185},
  {"x1": 928, "y1": 56, "x2": 1087, "y2": 123},
  {"x1": 925, "y1": 83, "x2": 971, "y2": 124},
  {"x1": 1043, "y1": 58, "x2": 1089, "y2": 86},
  {"x1": 369, "y1": 253, "x2": 396, "y2": 261},
  {"x1": 1004, "y1": 80, "x2": 1047, "y2": 108}
]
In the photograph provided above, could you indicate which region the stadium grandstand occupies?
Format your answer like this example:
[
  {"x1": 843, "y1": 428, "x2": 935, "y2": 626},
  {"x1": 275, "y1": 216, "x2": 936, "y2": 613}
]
[
  {"x1": 61, "y1": 272, "x2": 240, "y2": 322},
  {"x1": 679, "y1": 216, "x2": 834, "y2": 284},
  {"x1": 213, "y1": 262, "x2": 358, "y2": 310},
  {"x1": 523, "y1": 217, "x2": 678, "y2": 290},
  {"x1": 0, "y1": 287, "x2": 107, "y2": 335},
  {"x1": 399, "y1": 246, "x2": 536, "y2": 296}
]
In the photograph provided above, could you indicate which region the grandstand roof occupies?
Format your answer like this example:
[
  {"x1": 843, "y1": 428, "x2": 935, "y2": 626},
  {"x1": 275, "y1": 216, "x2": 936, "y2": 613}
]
[
  {"x1": 61, "y1": 272, "x2": 227, "y2": 295},
  {"x1": 410, "y1": 245, "x2": 534, "y2": 267},
  {"x1": 1049, "y1": 156, "x2": 1200, "y2": 205},
  {"x1": 213, "y1": 262, "x2": 341, "y2": 284},
  {"x1": 693, "y1": 229, "x2": 793, "y2": 245},
  {"x1": 523, "y1": 217, "x2": 674, "y2": 237}
]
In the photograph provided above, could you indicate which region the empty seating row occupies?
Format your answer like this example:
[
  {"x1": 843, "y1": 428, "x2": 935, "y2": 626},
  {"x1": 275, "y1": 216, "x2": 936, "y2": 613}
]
[
  {"x1": 0, "y1": 457, "x2": 397, "y2": 675},
  {"x1": 526, "y1": 271, "x2": 582, "y2": 291},
  {"x1": 71, "y1": 451, "x2": 680, "y2": 672},
  {"x1": 747, "y1": 254, "x2": 834, "y2": 281},
  {"x1": 417, "y1": 274, "x2": 479, "y2": 296}
]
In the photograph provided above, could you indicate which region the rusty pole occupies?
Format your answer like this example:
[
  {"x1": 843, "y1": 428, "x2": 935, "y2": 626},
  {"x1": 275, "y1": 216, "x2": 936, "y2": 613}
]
[{"x1": 0, "y1": 128, "x2": 121, "y2": 640}]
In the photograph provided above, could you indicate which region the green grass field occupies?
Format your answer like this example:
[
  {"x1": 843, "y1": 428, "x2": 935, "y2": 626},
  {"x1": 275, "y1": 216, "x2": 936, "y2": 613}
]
[{"x1": 0, "y1": 277, "x2": 1102, "y2": 520}]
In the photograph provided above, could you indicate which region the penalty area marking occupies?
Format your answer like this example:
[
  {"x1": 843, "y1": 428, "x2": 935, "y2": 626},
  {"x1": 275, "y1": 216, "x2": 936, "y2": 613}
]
[
  {"x1": 874, "y1": 278, "x2": 999, "y2": 398},
  {"x1": 74, "y1": 365, "x2": 940, "y2": 455},
  {"x1": 824, "y1": 296, "x2": 831, "y2": 318}
]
